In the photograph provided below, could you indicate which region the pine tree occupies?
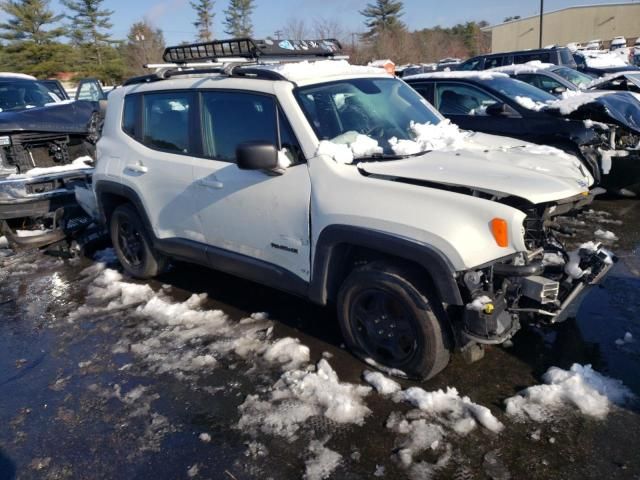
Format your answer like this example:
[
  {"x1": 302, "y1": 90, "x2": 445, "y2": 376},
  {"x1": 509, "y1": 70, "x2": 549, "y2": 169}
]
[
  {"x1": 62, "y1": 0, "x2": 113, "y2": 65},
  {"x1": 0, "y1": 0, "x2": 65, "y2": 44},
  {"x1": 0, "y1": 0, "x2": 71, "y2": 77},
  {"x1": 191, "y1": 0, "x2": 215, "y2": 41},
  {"x1": 360, "y1": 0, "x2": 405, "y2": 40},
  {"x1": 223, "y1": 0, "x2": 254, "y2": 38},
  {"x1": 62, "y1": 0, "x2": 113, "y2": 66}
]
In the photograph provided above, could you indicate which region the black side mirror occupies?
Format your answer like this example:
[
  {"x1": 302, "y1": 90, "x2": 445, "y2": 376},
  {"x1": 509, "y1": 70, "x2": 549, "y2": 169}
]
[
  {"x1": 236, "y1": 142, "x2": 278, "y2": 170},
  {"x1": 485, "y1": 102, "x2": 511, "y2": 117}
]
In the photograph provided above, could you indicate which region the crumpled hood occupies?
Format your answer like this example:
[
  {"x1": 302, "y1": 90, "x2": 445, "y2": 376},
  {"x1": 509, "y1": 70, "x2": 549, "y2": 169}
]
[
  {"x1": 544, "y1": 92, "x2": 640, "y2": 134},
  {"x1": 358, "y1": 138, "x2": 592, "y2": 204},
  {"x1": 0, "y1": 100, "x2": 98, "y2": 134}
]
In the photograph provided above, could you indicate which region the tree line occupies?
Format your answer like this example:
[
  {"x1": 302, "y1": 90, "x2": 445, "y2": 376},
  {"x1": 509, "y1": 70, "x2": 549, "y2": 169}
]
[{"x1": 0, "y1": 0, "x2": 490, "y2": 84}]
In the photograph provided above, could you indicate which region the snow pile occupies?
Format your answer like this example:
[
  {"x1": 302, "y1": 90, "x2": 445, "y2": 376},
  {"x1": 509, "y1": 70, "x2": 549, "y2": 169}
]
[
  {"x1": 595, "y1": 229, "x2": 619, "y2": 241},
  {"x1": 514, "y1": 96, "x2": 548, "y2": 111},
  {"x1": 0, "y1": 72, "x2": 37, "y2": 80},
  {"x1": 304, "y1": 440, "x2": 343, "y2": 480},
  {"x1": 404, "y1": 71, "x2": 508, "y2": 81},
  {"x1": 71, "y1": 266, "x2": 309, "y2": 380},
  {"x1": 363, "y1": 370, "x2": 401, "y2": 395},
  {"x1": 257, "y1": 59, "x2": 385, "y2": 83},
  {"x1": 546, "y1": 91, "x2": 609, "y2": 114},
  {"x1": 237, "y1": 359, "x2": 372, "y2": 440},
  {"x1": 542, "y1": 252, "x2": 566, "y2": 267},
  {"x1": 7, "y1": 156, "x2": 93, "y2": 179},
  {"x1": 316, "y1": 131, "x2": 382, "y2": 164},
  {"x1": 615, "y1": 332, "x2": 635, "y2": 346},
  {"x1": 389, "y1": 120, "x2": 468, "y2": 156},
  {"x1": 394, "y1": 386, "x2": 504, "y2": 434},
  {"x1": 0, "y1": 236, "x2": 9, "y2": 249},
  {"x1": 505, "y1": 364, "x2": 635, "y2": 421}
]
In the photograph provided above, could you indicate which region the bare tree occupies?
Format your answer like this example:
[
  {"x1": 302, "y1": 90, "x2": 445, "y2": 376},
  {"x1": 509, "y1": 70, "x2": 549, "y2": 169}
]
[
  {"x1": 313, "y1": 17, "x2": 344, "y2": 41},
  {"x1": 123, "y1": 20, "x2": 165, "y2": 76},
  {"x1": 281, "y1": 17, "x2": 307, "y2": 40}
]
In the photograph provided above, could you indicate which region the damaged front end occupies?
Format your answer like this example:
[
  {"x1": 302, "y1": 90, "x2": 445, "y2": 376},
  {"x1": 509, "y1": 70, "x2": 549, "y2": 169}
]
[
  {"x1": 0, "y1": 100, "x2": 101, "y2": 248},
  {"x1": 459, "y1": 195, "x2": 615, "y2": 345}
]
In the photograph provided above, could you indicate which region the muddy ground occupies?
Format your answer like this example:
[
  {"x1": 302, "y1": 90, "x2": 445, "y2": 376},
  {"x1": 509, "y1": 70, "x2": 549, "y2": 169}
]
[{"x1": 0, "y1": 199, "x2": 639, "y2": 480}]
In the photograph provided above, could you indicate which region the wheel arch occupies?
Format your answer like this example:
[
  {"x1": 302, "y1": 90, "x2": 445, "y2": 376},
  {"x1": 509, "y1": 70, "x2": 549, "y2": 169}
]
[{"x1": 309, "y1": 225, "x2": 464, "y2": 307}]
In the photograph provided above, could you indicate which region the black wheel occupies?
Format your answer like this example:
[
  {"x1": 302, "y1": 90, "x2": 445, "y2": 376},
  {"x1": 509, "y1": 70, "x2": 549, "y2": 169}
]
[
  {"x1": 337, "y1": 261, "x2": 451, "y2": 380},
  {"x1": 110, "y1": 204, "x2": 166, "y2": 278}
]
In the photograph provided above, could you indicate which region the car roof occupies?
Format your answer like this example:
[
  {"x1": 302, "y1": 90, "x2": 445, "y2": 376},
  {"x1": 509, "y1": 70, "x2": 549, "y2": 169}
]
[{"x1": 404, "y1": 71, "x2": 509, "y2": 82}]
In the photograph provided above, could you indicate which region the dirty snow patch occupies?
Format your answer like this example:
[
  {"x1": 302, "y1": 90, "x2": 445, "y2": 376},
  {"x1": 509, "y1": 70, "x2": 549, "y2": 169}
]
[
  {"x1": 515, "y1": 96, "x2": 547, "y2": 111},
  {"x1": 466, "y1": 295, "x2": 492, "y2": 312},
  {"x1": 316, "y1": 131, "x2": 382, "y2": 164},
  {"x1": 257, "y1": 59, "x2": 385, "y2": 83},
  {"x1": 7, "y1": 156, "x2": 93, "y2": 179},
  {"x1": 363, "y1": 370, "x2": 401, "y2": 395},
  {"x1": 595, "y1": 229, "x2": 618, "y2": 241},
  {"x1": 263, "y1": 337, "x2": 310, "y2": 370},
  {"x1": 304, "y1": 440, "x2": 342, "y2": 480},
  {"x1": 505, "y1": 363, "x2": 635, "y2": 421},
  {"x1": 395, "y1": 386, "x2": 504, "y2": 434},
  {"x1": 237, "y1": 359, "x2": 371, "y2": 441},
  {"x1": 388, "y1": 119, "x2": 468, "y2": 156}
]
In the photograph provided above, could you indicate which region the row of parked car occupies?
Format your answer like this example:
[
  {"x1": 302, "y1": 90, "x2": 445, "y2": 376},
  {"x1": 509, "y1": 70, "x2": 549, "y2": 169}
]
[{"x1": 0, "y1": 38, "x2": 634, "y2": 380}]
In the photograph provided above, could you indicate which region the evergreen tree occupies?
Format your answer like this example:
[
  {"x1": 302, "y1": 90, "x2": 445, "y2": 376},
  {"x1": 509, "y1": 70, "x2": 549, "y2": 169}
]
[
  {"x1": 223, "y1": 0, "x2": 254, "y2": 37},
  {"x1": 191, "y1": 0, "x2": 215, "y2": 41},
  {"x1": 62, "y1": 0, "x2": 113, "y2": 66},
  {"x1": 360, "y1": 0, "x2": 405, "y2": 40},
  {"x1": 0, "y1": 0, "x2": 65, "y2": 44},
  {"x1": 0, "y1": 0, "x2": 71, "y2": 77}
]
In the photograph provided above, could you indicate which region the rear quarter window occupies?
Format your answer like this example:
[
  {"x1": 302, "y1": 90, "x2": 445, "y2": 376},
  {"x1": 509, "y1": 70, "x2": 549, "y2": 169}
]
[{"x1": 122, "y1": 95, "x2": 139, "y2": 138}]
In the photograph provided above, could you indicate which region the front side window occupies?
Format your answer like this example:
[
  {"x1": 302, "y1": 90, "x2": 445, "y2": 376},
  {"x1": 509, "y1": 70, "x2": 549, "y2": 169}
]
[
  {"x1": 143, "y1": 92, "x2": 191, "y2": 154},
  {"x1": 485, "y1": 56, "x2": 504, "y2": 69},
  {"x1": 460, "y1": 58, "x2": 482, "y2": 71},
  {"x1": 514, "y1": 52, "x2": 551, "y2": 64},
  {"x1": 516, "y1": 74, "x2": 565, "y2": 94},
  {"x1": 435, "y1": 83, "x2": 498, "y2": 115},
  {"x1": 201, "y1": 91, "x2": 279, "y2": 162},
  {"x1": 552, "y1": 67, "x2": 595, "y2": 88},
  {"x1": 483, "y1": 77, "x2": 555, "y2": 105},
  {"x1": 295, "y1": 78, "x2": 442, "y2": 156}
]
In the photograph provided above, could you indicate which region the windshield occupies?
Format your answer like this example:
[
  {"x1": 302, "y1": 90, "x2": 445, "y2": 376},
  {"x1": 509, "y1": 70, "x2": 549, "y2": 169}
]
[
  {"x1": 295, "y1": 78, "x2": 443, "y2": 156},
  {"x1": 485, "y1": 77, "x2": 556, "y2": 104},
  {"x1": 552, "y1": 67, "x2": 596, "y2": 88},
  {"x1": 0, "y1": 80, "x2": 60, "y2": 112}
]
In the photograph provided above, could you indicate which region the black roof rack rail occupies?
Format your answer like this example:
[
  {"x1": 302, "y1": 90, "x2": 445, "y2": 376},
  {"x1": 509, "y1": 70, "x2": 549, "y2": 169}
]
[
  {"x1": 163, "y1": 37, "x2": 342, "y2": 64},
  {"x1": 230, "y1": 67, "x2": 287, "y2": 81}
]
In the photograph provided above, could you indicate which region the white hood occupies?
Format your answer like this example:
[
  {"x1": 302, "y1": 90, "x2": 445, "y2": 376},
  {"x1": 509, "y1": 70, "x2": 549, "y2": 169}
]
[{"x1": 358, "y1": 135, "x2": 592, "y2": 205}]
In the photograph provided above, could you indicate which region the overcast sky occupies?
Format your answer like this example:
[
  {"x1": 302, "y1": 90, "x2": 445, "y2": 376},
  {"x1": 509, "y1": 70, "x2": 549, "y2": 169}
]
[{"x1": 13, "y1": 0, "x2": 640, "y2": 45}]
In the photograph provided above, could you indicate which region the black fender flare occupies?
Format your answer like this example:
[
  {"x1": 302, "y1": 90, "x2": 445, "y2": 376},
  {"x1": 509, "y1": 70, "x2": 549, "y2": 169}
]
[{"x1": 309, "y1": 225, "x2": 463, "y2": 306}]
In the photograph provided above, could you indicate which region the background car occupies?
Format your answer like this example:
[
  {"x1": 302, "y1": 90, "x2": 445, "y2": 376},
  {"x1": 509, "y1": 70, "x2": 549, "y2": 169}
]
[
  {"x1": 404, "y1": 72, "x2": 640, "y2": 196},
  {"x1": 457, "y1": 46, "x2": 577, "y2": 71}
]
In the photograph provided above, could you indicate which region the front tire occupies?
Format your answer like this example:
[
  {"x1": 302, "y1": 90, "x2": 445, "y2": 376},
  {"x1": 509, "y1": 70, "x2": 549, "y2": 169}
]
[
  {"x1": 337, "y1": 261, "x2": 451, "y2": 380},
  {"x1": 110, "y1": 204, "x2": 166, "y2": 278}
]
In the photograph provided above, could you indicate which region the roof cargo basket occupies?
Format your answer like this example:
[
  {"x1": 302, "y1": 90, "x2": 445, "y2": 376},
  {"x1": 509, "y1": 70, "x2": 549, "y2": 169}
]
[{"x1": 162, "y1": 37, "x2": 343, "y2": 63}]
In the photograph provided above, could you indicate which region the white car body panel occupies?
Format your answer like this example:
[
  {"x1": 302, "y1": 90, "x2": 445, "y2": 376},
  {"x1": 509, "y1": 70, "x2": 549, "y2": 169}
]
[{"x1": 96, "y1": 72, "x2": 594, "y2": 280}]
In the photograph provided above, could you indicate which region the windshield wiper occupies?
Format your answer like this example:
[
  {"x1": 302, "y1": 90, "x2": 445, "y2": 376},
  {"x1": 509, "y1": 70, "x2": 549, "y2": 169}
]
[{"x1": 358, "y1": 151, "x2": 430, "y2": 161}]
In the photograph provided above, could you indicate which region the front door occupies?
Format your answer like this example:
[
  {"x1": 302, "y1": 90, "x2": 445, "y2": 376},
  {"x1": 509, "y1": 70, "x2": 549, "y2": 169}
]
[{"x1": 191, "y1": 90, "x2": 312, "y2": 281}]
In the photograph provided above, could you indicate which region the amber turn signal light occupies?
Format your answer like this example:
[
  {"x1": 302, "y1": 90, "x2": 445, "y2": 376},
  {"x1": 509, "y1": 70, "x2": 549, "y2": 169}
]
[{"x1": 490, "y1": 218, "x2": 509, "y2": 247}]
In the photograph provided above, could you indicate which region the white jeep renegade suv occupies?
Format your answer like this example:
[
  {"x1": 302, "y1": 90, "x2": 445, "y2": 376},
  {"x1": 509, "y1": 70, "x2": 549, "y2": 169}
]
[{"x1": 94, "y1": 39, "x2": 613, "y2": 379}]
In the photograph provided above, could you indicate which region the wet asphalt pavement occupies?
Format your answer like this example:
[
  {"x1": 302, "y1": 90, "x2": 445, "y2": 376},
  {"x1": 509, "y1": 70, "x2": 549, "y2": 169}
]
[{"x1": 0, "y1": 199, "x2": 639, "y2": 480}]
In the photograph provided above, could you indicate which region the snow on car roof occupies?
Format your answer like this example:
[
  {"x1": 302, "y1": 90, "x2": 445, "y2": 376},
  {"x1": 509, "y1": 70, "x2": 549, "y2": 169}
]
[
  {"x1": 578, "y1": 51, "x2": 628, "y2": 68},
  {"x1": 403, "y1": 71, "x2": 509, "y2": 81},
  {"x1": 0, "y1": 72, "x2": 37, "y2": 80},
  {"x1": 254, "y1": 60, "x2": 388, "y2": 83},
  {"x1": 491, "y1": 61, "x2": 556, "y2": 75}
]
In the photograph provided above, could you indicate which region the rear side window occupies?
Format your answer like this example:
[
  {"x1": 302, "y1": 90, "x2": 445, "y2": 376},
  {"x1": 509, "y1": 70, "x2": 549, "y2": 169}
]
[
  {"x1": 514, "y1": 51, "x2": 551, "y2": 64},
  {"x1": 485, "y1": 56, "x2": 504, "y2": 69},
  {"x1": 142, "y1": 92, "x2": 191, "y2": 154},
  {"x1": 460, "y1": 58, "x2": 482, "y2": 71},
  {"x1": 122, "y1": 95, "x2": 139, "y2": 138},
  {"x1": 201, "y1": 91, "x2": 278, "y2": 162},
  {"x1": 435, "y1": 83, "x2": 498, "y2": 115}
]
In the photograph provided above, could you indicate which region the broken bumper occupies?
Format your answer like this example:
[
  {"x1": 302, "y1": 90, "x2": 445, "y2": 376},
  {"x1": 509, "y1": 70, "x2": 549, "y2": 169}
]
[{"x1": 0, "y1": 169, "x2": 93, "y2": 220}]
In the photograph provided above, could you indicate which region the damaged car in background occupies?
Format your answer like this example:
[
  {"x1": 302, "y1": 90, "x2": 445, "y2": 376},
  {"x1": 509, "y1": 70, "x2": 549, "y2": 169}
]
[
  {"x1": 0, "y1": 74, "x2": 105, "y2": 248},
  {"x1": 405, "y1": 71, "x2": 640, "y2": 196}
]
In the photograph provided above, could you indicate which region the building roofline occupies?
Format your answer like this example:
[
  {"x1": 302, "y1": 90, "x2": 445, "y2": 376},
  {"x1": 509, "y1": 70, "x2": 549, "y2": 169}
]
[{"x1": 483, "y1": 2, "x2": 640, "y2": 31}]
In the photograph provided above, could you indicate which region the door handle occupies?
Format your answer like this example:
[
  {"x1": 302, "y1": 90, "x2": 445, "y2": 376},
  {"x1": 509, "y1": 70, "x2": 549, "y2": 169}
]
[
  {"x1": 197, "y1": 178, "x2": 224, "y2": 189},
  {"x1": 125, "y1": 162, "x2": 148, "y2": 174}
]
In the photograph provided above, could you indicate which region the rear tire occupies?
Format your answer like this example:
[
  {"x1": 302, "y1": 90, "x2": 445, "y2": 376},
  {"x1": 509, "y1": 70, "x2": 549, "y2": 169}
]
[
  {"x1": 337, "y1": 261, "x2": 451, "y2": 380},
  {"x1": 110, "y1": 204, "x2": 166, "y2": 278}
]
